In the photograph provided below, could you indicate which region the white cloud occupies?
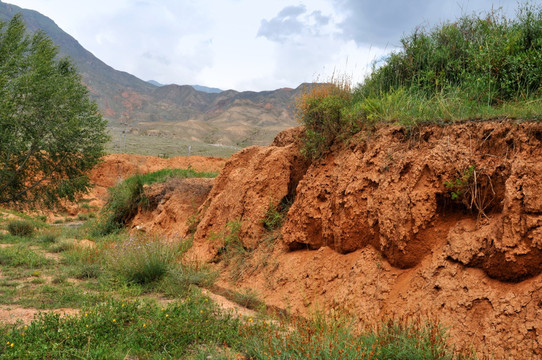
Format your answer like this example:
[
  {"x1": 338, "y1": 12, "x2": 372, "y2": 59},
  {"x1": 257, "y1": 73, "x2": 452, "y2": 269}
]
[{"x1": 5, "y1": 0, "x2": 530, "y2": 91}]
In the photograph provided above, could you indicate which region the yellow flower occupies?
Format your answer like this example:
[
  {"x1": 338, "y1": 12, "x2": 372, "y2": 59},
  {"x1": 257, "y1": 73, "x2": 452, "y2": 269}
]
[
  {"x1": 85, "y1": 313, "x2": 88, "y2": 317},
  {"x1": 86, "y1": 325, "x2": 89, "y2": 328},
  {"x1": 113, "y1": 319, "x2": 116, "y2": 322},
  {"x1": 249, "y1": 318, "x2": 253, "y2": 323},
  {"x1": 10, "y1": 343, "x2": 14, "y2": 348},
  {"x1": 165, "y1": 314, "x2": 169, "y2": 318},
  {"x1": 200, "y1": 310, "x2": 203, "y2": 313},
  {"x1": 204, "y1": 298, "x2": 208, "y2": 302},
  {"x1": 143, "y1": 324, "x2": 146, "y2": 327}
]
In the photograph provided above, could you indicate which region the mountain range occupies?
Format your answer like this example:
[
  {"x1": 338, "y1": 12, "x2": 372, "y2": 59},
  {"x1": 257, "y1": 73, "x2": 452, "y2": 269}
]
[{"x1": 0, "y1": 1, "x2": 305, "y2": 146}]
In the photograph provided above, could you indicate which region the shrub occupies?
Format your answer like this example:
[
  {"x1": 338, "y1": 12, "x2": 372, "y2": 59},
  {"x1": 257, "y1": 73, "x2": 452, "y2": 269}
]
[
  {"x1": 37, "y1": 233, "x2": 58, "y2": 244},
  {"x1": 105, "y1": 234, "x2": 181, "y2": 286},
  {"x1": 444, "y1": 165, "x2": 496, "y2": 219},
  {"x1": 261, "y1": 196, "x2": 292, "y2": 231},
  {"x1": 7, "y1": 220, "x2": 34, "y2": 237},
  {"x1": 230, "y1": 289, "x2": 263, "y2": 310},
  {"x1": 77, "y1": 213, "x2": 89, "y2": 221},
  {"x1": 50, "y1": 239, "x2": 76, "y2": 253},
  {"x1": 358, "y1": 4, "x2": 542, "y2": 109}
]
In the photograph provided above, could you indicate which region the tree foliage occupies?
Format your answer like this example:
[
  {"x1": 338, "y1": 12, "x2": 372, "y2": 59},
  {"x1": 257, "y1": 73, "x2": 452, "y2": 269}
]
[{"x1": 0, "y1": 14, "x2": 108, "y2": 207}]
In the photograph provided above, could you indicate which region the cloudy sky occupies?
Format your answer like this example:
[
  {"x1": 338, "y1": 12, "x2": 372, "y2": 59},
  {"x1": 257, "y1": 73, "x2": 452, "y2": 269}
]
[{"x1": 7, "y1": 0, "x2": 521, "y2": 91}]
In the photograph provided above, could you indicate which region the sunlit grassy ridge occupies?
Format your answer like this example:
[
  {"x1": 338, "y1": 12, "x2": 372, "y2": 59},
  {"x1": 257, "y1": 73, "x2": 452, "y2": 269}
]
[{"x1": 297, "y1": 4, "x2": 542, "y2": 159}]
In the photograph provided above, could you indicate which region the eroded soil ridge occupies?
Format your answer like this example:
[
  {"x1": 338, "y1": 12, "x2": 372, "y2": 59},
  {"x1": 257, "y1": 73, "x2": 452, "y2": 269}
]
[{"x1": 140, "y1": 121, "x2": 542, "y2": 358}]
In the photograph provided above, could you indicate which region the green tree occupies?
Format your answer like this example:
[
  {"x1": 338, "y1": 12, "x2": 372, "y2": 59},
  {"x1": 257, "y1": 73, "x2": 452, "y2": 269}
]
[{"x1": 0, "y1": 14, "x2": 108, "y2": 207}]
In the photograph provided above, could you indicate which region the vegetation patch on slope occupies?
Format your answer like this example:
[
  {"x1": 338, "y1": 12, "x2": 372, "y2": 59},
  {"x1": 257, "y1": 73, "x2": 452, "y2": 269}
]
[
  {"x1": 297, "y1": 4, "x2": 542, "y2": 159},
  {"x1": 95, "y1": 168, "x2": 218, "y2": 236}
]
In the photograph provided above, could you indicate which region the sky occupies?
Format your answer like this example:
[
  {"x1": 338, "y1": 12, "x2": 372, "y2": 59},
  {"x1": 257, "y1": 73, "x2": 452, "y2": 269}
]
[{"x1": 6, "y1": 0, "x2": 522, "y2": 91}]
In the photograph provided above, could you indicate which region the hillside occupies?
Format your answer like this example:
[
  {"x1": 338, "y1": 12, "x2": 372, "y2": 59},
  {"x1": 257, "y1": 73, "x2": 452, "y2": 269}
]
[
  {"x1": 131, "y1": 121, "x2": 542, "y2": 358},
  {"x1": 0, "y1": 1, "x2": 303, "y2": 147}
]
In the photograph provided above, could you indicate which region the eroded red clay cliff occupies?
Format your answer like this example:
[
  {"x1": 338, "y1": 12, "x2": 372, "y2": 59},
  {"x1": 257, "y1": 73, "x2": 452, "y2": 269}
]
[
  {"x1": 181, "y1": 121, "x2": 542, "y2": 358},
  {"x1": 131, "y1": 122, "x2": 542, "y2": 357}
]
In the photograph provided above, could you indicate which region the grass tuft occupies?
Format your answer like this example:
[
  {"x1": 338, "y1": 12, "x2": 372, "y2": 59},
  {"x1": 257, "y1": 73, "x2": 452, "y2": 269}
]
[{"x1": 7, "y1": 220, "x2": 34, "y2": 237}]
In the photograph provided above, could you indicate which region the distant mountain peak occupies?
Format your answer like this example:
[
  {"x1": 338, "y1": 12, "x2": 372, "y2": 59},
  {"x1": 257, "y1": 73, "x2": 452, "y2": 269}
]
[
  {"x1": 147, "y1": 80, "x2": 163, "y2": 87},
  {"x1": 190, "y1": 85, "x2": 223, "y2": 94}
]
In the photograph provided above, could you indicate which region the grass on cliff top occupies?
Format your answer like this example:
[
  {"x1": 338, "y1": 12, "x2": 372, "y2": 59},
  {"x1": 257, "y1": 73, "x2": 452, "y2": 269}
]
[{"x1": 297, "y1": 4, "x2": 542, "y2": 159}]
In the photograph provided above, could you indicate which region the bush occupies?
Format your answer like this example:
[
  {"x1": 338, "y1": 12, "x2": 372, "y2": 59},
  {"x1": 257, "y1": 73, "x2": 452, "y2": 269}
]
[
  {"x1": 105, "y1": 235, "x2": 180, "y2": 286},
  {"x1": 7, "y1": 220, "x2": 34, "y2": 237},
  {"x1": 37, "y1": 232, "x2": 58, "y2": 244},
  {"x1": 261, "y1": 196, "x2": 293, "y2": 231},
  {"x1": 358, "y1": 4, "x2": 542, "y2": 108}
]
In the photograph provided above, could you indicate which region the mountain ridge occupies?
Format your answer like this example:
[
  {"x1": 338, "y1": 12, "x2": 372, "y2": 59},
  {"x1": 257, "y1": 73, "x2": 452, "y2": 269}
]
[{"x1": 0, "y1": 1, "x2": 304, "y2": 146}]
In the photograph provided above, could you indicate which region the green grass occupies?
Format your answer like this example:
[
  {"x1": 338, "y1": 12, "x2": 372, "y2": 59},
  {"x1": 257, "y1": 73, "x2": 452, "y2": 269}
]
[
  {"x1": 0, "y1": 297, "x2": 243, "y2": 359},
  {"x1": 0, "y1": 245, "x2": 49, "y2": 268},
  {"x1": 297, "y1": 4, "x2": 542, "y2": 159},
  {"x1": 0, "y1": 211, "x2": 475, "y2": 359},
  {"x1": 0, "y1": 295, "x2": 473, "y2": 360},
  {"x1": 105, "y1": 235, "x2": 179, "y2": 285}
]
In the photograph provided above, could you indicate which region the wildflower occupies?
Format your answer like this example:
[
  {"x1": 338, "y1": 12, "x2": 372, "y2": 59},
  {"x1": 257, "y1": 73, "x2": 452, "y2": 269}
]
[
  {"x1": 249, "y1": 318, "x2": 253, "y2": 323},
  {"x1": 165, "y1": 314, "x2": 169, "y2": 318},
  {"x1": 200, "y1": 310, "x2": 203, "y2": 313},
  {"x1": 143, "y1": 324, "x2": 146, "y2": 327},
  {"x1": 113, "y1": 319, "x2": 116, "y2": 322}
]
